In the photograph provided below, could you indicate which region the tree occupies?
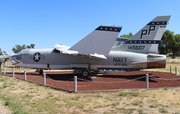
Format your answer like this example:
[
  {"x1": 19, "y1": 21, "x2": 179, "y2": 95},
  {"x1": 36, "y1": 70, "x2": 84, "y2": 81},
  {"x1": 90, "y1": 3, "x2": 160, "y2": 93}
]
[
  {"x1": 12, "y1": 44, "x2": 35, "y2": 53},
  {"x1": 120, "y1": 32, "x2": 133, "y2": 38},
  {"x1": 173, "y1": 34, "x2": 180, "y2": 55},
  {"x1": 27, "y1": 44, "x2": 35, "y2": 48},
  {"x1": 158, "y1": 30, "x2": 175, "y2": 55},
  {"x1": 158, "y1": 30, "x2": 180, "y2": 56}
]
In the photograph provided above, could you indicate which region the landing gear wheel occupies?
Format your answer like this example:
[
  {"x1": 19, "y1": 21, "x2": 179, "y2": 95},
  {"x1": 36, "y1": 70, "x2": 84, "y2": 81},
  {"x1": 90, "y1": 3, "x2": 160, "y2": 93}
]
[
  {"x1": 39, "y1": 69, "x2": 43, "y2": 75},
  {"x1": 82, "y1": 70, "x2": 89, "y2": 77}
]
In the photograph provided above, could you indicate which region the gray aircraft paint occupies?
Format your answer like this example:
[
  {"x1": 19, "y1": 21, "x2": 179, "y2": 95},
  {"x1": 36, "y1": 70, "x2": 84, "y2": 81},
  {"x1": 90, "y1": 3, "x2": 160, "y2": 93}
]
[
  {"x1": 11, "y1": 16, "x2": 170, "y2": 72},
  {"x1": 12, "y1": 48, "x2": 148, "y2": 70},
  {"x1": 69, "y1": 25, "x2": 122, "y2": 56},
  {"x1": 112, "y1": 16, "x2": 170, "y2": 54}
]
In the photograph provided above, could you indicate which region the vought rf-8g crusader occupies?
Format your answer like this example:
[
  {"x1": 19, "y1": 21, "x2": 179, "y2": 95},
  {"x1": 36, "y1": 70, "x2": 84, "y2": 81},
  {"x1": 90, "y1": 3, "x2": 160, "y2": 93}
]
[{"x1": 11, "y1": 16, "x2": 170, "y2": 77}]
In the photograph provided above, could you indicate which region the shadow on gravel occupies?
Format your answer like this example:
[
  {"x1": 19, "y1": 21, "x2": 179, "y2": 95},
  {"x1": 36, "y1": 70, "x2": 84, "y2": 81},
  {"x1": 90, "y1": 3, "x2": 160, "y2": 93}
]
[
  {"x1": 99, "y1": 74, "x2": 157, "y2": 82},
  {"x1": 45, "y1": 74, "x2": 93, "y2": 81}
]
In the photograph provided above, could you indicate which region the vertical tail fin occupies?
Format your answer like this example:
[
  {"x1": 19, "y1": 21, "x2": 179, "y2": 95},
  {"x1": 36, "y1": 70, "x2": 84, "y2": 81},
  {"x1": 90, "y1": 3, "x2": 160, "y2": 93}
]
[
  {"x1": 69, "y1": 25, "x2": 122, "y2": 55},
  {"x1": 113, "y1": 16, "x2": 171, "y2": 53}
]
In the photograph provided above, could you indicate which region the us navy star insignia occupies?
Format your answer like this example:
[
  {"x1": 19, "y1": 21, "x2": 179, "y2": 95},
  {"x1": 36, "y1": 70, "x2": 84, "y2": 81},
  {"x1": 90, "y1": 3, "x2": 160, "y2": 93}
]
[{"x1": 33, "y1": 52, "x2": 41, "y2": 62}]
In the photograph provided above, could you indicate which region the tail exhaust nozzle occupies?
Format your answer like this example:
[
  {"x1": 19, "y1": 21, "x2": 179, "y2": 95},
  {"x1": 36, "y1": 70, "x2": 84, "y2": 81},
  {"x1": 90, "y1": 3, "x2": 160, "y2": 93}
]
[{"x1": 147, "y1": 54, "x2": 166, "y2": 68}]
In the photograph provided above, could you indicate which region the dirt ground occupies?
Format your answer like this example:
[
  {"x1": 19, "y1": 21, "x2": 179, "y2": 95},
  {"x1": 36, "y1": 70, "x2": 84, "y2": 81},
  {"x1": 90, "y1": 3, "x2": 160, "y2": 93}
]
[
  {"x1": 2, "y1": 70, "x2": 180, "y2": 92},
  {"x1": 0, "y1": 101, "x2": 11, "y2": 114}
]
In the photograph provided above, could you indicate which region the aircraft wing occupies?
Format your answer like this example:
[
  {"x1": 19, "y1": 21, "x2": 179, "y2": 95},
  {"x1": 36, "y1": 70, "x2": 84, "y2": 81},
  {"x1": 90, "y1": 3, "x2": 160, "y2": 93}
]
[
  {"x1": 54, "y1": 44, "x2": 78, "y2": 54},
  {"x1": 54, "y1": 25, "x2": 122, "y2": 59},
  {"x1": 55, "y1": 48, "x2": 107, "y2": 59},
  {"x1": 69, "y1": 25, "x2": 122, "y2": 56},
  {"x1": 89, "y1": 53, "x2": 107, "y2": 59},
  {"x1": 54, "y1": 44, "x2": 107, "y2": 59},
  {"x1": 55, "y1": 48, "x2": 78, "y2": 54}
]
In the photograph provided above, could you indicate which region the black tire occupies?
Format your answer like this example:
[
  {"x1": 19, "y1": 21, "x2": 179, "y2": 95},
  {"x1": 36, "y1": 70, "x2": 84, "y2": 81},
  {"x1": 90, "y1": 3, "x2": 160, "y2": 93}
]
[
  {"x1": 39, "y1": 69, "x2": 43, "y2": 75},
  {"x1": 82, "y1": 70, "x2": 89, "y2": 77}
]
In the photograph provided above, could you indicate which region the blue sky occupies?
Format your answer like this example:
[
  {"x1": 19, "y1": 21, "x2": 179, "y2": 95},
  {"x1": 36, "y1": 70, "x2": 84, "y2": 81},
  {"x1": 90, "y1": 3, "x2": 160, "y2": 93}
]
[{"x1": 0, "y1": 0, "x2": 180, "y2": 54}]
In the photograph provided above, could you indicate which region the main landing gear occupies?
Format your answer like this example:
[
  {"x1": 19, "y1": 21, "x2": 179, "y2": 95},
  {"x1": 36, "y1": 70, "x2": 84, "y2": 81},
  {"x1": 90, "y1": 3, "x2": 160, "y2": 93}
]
[
  {"x1": 74, "y1": 69, "x2": 89, "y2": 77},
  {"x1": 82, "y1": 70, "x2": 89, "y2": 77},
  {"x1": 73, "y1": 69, "x2": 99, "y2": 78}
]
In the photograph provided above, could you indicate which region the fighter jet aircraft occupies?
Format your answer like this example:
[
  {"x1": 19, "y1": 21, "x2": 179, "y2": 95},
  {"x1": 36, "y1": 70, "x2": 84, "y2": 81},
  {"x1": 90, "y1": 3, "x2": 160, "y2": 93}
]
[
  {"x1": 11, "y1": 15, "x2": 170, "y2": 77},
  {"x1": 0, "y1": 49, "x2": 10, "y2": 66}
]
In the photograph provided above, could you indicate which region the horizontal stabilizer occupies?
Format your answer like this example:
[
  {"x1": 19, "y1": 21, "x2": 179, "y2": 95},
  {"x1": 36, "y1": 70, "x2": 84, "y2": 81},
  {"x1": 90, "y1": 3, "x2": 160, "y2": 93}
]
[
  {"x1": 131, "y1": 60, "x2": 162, "y2": 64},
  {"x1": 147, "y1": 53, "x2": 166, "y2": 58},
  {"x1": 131, "y1": 54, "x2": 166, "y2": 64}
]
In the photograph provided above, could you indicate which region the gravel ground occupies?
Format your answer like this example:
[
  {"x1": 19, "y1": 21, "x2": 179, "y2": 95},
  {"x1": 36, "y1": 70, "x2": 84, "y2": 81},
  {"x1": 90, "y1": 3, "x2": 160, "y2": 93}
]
[{"x1": 3, "y1": 71, "x2": 180, "y2": 92}]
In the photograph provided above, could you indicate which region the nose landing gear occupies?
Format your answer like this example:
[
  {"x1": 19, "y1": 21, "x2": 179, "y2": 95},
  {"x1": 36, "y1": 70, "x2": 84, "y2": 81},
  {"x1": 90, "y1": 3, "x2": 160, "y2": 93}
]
[{"x1": 36, "y1": 69, "x2": 43, "y2": 75}]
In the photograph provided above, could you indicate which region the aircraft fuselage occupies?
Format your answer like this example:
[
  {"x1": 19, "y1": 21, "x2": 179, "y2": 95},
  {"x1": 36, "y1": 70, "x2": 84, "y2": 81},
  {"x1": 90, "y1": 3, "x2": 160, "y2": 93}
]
[{"x1": 11, "y1": 48, "x2": 166, "y2": 71}]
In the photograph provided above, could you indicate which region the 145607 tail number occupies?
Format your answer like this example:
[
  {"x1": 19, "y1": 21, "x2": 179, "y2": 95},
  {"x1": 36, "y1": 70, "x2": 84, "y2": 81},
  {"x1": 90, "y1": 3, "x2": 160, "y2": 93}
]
[{"x1": 128, "y1": 45, "x2": 145, "y2": 50}]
